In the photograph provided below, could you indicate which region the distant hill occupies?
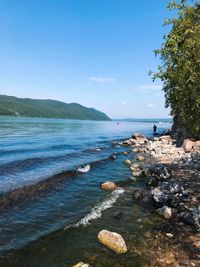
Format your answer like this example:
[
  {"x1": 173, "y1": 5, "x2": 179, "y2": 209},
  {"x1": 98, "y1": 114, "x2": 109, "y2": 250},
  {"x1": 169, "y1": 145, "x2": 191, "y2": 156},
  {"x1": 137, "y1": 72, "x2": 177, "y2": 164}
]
[
  {"x1": 117, "y1": 118, "x2": 172, "y2": 123},
  {"x1": 0, "y1": 95, "x2": 111, "y2": 121}
]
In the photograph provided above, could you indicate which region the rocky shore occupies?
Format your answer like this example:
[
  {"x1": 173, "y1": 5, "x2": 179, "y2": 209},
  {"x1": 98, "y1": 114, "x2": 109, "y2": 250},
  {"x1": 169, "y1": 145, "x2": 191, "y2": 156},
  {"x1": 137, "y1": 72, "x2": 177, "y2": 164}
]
[
  {"x1": 122, "y1": 133, "x2": 200, "y2": 266},
  {"x1": 74, "y1": 133, "x2": 200, "y2": 267}
]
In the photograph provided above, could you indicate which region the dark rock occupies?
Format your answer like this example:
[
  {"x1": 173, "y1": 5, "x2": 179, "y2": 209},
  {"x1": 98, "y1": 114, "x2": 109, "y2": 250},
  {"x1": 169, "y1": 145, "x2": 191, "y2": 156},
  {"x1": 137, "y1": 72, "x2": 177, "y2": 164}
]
[
  {"x1": 168, "y1": 180, "x2": 184, "y2": 194},
  {"x1": 151, "y1": 187, "x2": 173, "y2": 208},
  {"x1": 149, "y1": 165, "x2": 171, "y2": 182},
  {"x1": 178, "y1": 206, "x2": 200, "y2": 228},
  {"x1": 147, "y1": 177, "x2": 158, "y2": 187},
  {"x1": 159, "y1": 180, "x2": 184, "y2": 194}
]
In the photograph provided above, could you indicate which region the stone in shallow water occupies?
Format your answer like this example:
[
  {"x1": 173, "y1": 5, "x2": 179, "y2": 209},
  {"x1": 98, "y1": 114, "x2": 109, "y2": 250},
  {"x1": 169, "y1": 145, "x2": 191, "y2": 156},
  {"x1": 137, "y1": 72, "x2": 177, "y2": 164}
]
[
  {"x1": 124, "y1": 159, "x2": 131, "y2": 165},
  {"x1": 98, "y1": 229, "x2": 127, "y2": 254},
  {"x1": 101, "y1": 181, "x2": 117, "y2": 191}
]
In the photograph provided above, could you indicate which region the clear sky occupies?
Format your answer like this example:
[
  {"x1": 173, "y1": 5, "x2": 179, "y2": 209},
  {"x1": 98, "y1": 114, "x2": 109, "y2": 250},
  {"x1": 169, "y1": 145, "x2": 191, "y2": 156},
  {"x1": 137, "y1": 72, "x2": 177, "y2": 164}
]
[{"x1": 0, "y1": 0, "x2": 172, "y2": 119}]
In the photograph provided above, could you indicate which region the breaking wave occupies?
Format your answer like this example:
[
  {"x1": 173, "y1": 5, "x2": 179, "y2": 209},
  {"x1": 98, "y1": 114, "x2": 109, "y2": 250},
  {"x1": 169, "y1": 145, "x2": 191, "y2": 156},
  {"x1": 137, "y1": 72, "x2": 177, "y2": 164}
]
[{"x1": 64, "y1": 187, "x2": 125, "y2": 229}]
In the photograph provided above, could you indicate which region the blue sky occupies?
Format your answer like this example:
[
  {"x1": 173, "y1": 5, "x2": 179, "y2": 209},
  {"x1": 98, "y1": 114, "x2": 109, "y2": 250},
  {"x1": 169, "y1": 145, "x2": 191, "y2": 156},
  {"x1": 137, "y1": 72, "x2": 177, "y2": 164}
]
[{"x1": 0, "y1": 0, "x2": 172, "y2": 118}]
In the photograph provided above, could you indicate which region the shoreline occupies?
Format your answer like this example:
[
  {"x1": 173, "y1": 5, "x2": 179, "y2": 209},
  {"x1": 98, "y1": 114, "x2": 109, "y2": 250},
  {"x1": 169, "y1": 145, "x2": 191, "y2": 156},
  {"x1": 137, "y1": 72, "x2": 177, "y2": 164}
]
[
  {"x1": 74, "y1": 132, "x2": 200, "y2": 266},
  {"x1": 118, "y1": 133, "x2": 200, "y2": 266},
  {"x1": 0, "y1": 131, "x2": 199, "y2": 267}
]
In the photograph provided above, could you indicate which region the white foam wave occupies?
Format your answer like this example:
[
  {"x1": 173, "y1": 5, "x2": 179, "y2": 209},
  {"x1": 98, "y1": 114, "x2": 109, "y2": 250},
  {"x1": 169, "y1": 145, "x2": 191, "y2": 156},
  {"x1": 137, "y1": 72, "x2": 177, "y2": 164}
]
[{"x1": 64, "y1": 187, "x2": 124, "y2": 230}]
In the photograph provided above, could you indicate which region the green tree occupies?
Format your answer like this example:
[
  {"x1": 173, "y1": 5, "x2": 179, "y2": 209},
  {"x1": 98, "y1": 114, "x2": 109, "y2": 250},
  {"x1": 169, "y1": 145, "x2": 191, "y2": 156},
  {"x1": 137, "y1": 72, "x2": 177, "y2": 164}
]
[{"x1": 152, "y1": 0, "x2": 200, "y2": 141}]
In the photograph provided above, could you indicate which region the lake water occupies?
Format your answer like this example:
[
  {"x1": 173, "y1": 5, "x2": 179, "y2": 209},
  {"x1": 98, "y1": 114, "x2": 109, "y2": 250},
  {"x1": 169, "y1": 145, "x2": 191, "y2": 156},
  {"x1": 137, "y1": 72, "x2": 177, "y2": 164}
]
[{"x1": 0, "y1": 116, "x2": 171, "y2": 266}]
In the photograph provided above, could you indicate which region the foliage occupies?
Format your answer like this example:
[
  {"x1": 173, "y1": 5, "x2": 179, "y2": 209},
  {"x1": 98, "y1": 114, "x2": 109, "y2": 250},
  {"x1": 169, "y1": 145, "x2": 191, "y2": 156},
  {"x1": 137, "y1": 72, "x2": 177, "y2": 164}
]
[
  {"x1": 151, "y1": 0, "x2": 200, "y2": 138},
  {"x1": 0, "y1": 95, "x2": 111, "y2": 121}
]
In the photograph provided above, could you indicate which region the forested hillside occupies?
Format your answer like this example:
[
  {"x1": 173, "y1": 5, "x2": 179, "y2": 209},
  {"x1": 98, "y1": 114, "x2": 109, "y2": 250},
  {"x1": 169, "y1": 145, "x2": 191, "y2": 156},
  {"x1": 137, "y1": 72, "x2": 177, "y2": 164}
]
[{"x1": 0, "y1": 95, "x2": 111, "y2": 121}]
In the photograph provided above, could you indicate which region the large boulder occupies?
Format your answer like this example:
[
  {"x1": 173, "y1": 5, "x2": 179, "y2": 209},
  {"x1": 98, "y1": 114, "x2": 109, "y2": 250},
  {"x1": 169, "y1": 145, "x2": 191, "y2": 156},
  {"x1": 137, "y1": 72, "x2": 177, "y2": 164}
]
[
  {"x1": 182, "y1": 139, "x2": 194, "y2": 152},
  {"x1": 98, "y1": 230, "x2": 127, "y2": 254},
  {"x1": 101, "y1": 181, "x2": 117, "y2": 191}
]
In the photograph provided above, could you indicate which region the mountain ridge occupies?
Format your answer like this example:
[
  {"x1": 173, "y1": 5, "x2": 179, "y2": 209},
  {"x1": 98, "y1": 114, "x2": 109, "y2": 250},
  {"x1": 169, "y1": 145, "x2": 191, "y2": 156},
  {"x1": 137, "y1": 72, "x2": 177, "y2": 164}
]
[{"x1": 0, "y1": 95, "x2": 111, "y2": 121}]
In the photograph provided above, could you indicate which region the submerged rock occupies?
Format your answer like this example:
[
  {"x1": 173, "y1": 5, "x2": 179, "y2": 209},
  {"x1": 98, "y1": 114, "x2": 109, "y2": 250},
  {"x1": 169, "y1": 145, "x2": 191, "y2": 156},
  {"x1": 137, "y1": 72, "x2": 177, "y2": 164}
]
[
  {"x1": 101, "y1": 181, "x2": 117, "y2": 191},
  {"x1": 98, "y1": 230, "x2": 127, "y2": 254},
  {"x1": 157, "y1": 206, "x2": 172, "y2": 219}
]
